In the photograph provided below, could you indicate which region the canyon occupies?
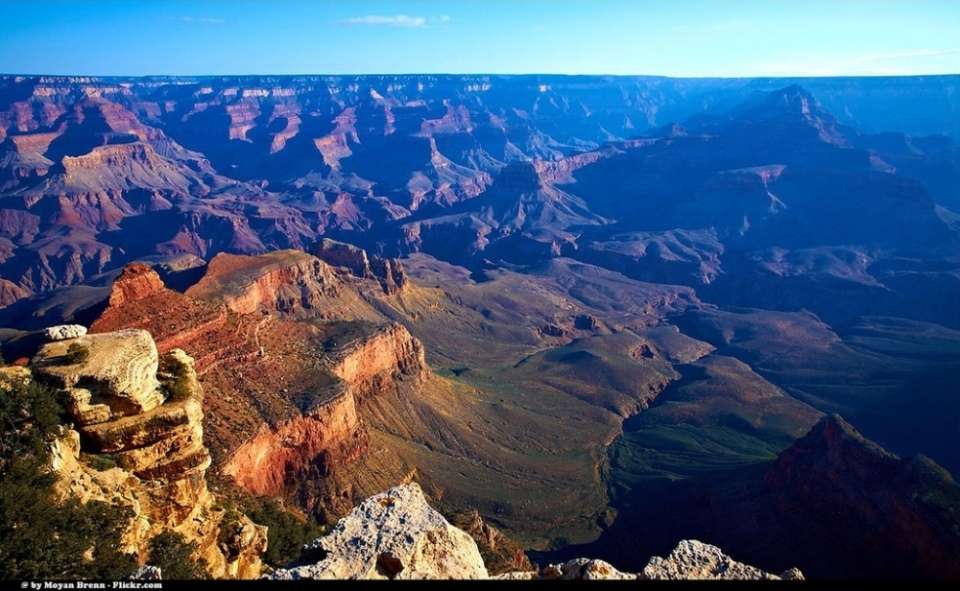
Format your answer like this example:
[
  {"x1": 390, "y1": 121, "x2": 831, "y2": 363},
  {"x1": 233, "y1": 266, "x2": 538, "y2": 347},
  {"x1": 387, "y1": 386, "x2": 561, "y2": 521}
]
[{"x1": 1, "y1": 73, "x2": 959, "y2": 579}]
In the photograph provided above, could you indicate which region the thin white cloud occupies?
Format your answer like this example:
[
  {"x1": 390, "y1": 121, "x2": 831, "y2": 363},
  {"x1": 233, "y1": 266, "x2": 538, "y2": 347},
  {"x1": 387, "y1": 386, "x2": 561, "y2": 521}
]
[
  {"x1": 343, "y1": 15, "x2": 428, "y2": 28},
  {"x1": 672, "y1": 19, "x2": 752, "y2": 34},
  {"x1": 341, "y1": 15, "x2": 452, "y2": 28},
  {"x1": 175, "y1": 16, "x2": 225, "y2": 25}
]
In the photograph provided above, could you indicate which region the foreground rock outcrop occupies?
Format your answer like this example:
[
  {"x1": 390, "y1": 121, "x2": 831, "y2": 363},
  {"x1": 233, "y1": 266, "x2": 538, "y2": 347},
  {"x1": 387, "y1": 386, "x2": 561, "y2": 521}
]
[
  {"x1": 270, "y1": 483, "x2": 488, "y2": 580},
  {"x1": 269, "y1": 483, "x2": 799, "y2": 581},
  {"x1": 29, "y1": 326, "x2": 267, "y2": 578},
  {"x1": 641, "y1": 540, "x2": 803, "y2": 581}
]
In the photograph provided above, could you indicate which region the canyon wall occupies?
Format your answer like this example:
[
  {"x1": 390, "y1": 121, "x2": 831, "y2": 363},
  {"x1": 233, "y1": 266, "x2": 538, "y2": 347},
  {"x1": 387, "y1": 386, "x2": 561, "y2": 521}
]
[
  {"x1": 187, "y1": 251, "x2": 341, "y2": 315},
  {"x1": 88, "y1": 256, "x2": 432, "y2": 523},
  {"x1": 223, "y1": 321, "x2": 429, "y2": 518}
]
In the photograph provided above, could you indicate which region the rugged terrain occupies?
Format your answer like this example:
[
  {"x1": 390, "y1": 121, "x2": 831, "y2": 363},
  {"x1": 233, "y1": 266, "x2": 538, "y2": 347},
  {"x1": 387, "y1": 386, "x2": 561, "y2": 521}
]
[
  {"x1": 268, "y1": 482, "x2": 803, "y2": 581},
  {"x1": 1, "y1": 74, "x2": 959, "y2": 579},
  {"x1": 558, "y1": 415, "x2": 960, "y2": 580}
]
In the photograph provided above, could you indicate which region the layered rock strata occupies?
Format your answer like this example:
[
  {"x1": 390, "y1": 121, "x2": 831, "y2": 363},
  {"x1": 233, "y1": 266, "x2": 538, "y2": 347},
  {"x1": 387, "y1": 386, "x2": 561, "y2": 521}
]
[
  {"x1": 223, "y1": 321, "x2": 427, "y2": 509},
  {"x1": 90, "y1": 259, "x2": 429, "y2": 523},
  {"x1": 30, "y1": 327, "x2": 266, "y2": 578},
  {"x1": 186, "y1": 251, "x2": 341, "y2": 315}
]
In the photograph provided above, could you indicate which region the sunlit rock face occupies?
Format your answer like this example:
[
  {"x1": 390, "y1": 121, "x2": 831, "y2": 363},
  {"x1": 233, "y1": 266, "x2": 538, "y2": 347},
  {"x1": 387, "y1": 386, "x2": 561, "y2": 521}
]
[
  {"x1": 30, "y1": 327, "x2": 267, "y2": 579},
  {"x1": 269, "y1": 483, "x2": 489, "y2": 580}
]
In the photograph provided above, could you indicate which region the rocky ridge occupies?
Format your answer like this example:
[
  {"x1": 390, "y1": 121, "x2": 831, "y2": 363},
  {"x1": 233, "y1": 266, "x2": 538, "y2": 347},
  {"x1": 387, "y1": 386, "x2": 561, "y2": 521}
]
[
  {"x1": 28, "y1": 326, "x2": 266, "y2": 577},
  {"x1": 269, "y1": 483, "x2": 801, "y2": 581},
  {"x1": 185, "y1": 251, "x2": 342, "y2": 315},
  {"x1": 89, "y1": 257, "x2": 431, "y2": 522}
]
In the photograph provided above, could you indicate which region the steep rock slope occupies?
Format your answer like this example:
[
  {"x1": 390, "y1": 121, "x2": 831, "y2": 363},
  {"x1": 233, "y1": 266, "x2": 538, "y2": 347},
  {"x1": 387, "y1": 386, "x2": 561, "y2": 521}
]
[
  {"x1": 83, "y1": 249, "x2": 705, "y2": 548},
  {"x1": 87, "y1": 256, "x2": 430, "y2": 523},
  {"x1": 576, "y1": 414, "x2": 960, "y2": 579}
]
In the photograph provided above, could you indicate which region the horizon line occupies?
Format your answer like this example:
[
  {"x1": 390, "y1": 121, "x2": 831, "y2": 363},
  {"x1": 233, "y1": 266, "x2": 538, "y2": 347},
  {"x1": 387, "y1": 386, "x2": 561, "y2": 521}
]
[{"x1": 3, "y1": 71, "x2": 960, "y2": 81}]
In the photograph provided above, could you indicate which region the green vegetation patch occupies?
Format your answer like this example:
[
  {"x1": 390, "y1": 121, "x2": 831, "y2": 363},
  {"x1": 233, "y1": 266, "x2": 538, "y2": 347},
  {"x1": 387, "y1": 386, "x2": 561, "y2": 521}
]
[
  {"x1": 1, "y1": 379, "x2": 136, "y2": 580},
  {"x1": 238, "y1": 497, "x2": 325, "y2": 568},
  {"x1": 147, "y1": 531, "x2": 208, "y2": 579},
  {"x1": 62, "y1": 342, "x2": 90, "y2": 365}
]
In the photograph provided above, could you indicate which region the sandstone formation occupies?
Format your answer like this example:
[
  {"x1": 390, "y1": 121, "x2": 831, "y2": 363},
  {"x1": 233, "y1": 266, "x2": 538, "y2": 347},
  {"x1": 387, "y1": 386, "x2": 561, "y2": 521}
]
[
  {"x1": 29, "y1": 328, "x2": 266, "y2": 578},
  {"x1": 223, "y1": 321, "x2": 427, "y2": 513},
  {"x1": 325, "y1": 322, "x2": 428, "y2": 397},
  {"x1": 35, "y1": 329, "x2": 166, "y2": 421},
  {"x1": 186, "y1": 251, "x2": 341, "y2": 315},
  {"x1": 108, "y1": 263, "x2": 167, "y2": 307},
  {"x1": 269, "y1": 483, "x2": 488, "y2": 580},
  {"x1": 222, "y1": 387, "x2": 365, "y2": 499}
]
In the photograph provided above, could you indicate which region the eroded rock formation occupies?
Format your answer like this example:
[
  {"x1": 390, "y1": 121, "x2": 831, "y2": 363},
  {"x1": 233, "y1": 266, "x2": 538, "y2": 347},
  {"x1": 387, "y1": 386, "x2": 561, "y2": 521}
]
[
  {"x1": 29, "y1": 327, "x2": 266, "y2": 578},
  {"x1": 222, "y1": 387, "x2": 366, "y2": 498},
  {"x1": 223, "y1": 321, "x2": 427, "y2": 515},
  {"x1": 269, "y1": 483, "x2": 489, "y2": 580},
  {"x1": 108, "y1": 263, "x2": 166, "y2": 307},
  {"x1": 90, "y1": 258, "x2": 430, "y2": 524},
  {"x1": 325, "y1": 323, "x2": 428, "y2": 399},
  {"x1": 269, "y1": 483, "x2": 800, "y2": 581},
  {"x1": 313, "y1": 238, "x2": 408, "y2": 295}
]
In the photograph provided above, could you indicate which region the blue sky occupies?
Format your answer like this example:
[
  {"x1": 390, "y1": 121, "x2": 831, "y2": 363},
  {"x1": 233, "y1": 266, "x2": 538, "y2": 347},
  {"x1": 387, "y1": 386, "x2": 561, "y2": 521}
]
[{"x1": 1, "y1": 0, "x2": 958, "y2": 77}]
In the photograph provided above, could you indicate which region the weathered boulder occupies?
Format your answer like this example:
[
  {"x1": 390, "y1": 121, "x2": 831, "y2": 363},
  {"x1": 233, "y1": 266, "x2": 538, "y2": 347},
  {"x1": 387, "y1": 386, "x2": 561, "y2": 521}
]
[
  {"x1": 641, "y1": 540, "x2": 803, "y2": 580},
  {"x1": 33, "y1": 329, "x2": 165, "y2": 420},
  {"x1": 43, "y1": 324, "x2": 88, "y2": 341},
  {"x1": 269, "y1": 483, "x2": 488, "y2": 580}
]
